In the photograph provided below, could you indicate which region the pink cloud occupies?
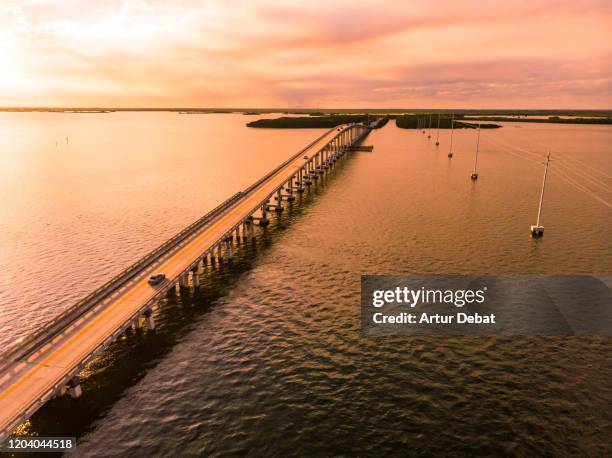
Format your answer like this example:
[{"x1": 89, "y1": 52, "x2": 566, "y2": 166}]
[{"x1": 0, "y1": 0, "x2": 610, "y2": 108}]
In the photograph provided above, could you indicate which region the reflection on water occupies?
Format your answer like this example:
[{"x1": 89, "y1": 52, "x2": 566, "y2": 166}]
[
  {"x1": 0, "y1": 112, "x2": 326, "y2": 347},
  {"x1": 2, "y1": 114, "x2": 611, "y2": 455}
]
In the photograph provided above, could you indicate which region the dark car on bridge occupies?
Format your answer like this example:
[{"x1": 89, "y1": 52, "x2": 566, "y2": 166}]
[{"x1": 148, "y1": 273, "x2": 166, "y2": 285}]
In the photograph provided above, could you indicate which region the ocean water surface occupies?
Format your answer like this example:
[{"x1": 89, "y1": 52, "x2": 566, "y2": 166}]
[{"x1": 1, "y1": 113, "x2": 610, "y2": 456}]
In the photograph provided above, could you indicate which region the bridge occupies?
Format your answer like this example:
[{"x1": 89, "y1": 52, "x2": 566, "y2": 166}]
[{"x1": 0, "y1": 120, "x2": 381, "y2": 440}]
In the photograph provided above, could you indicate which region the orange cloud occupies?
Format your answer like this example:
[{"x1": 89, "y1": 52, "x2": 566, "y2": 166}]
[{"x1": 0, "y1": 0, "x2": 610, "y2": 108}]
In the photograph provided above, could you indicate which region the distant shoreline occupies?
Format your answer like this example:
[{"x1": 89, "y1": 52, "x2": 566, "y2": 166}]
[
  {"x1": 1, "y1": 107, "x2": 611, "y2": 117},
  {"x1": 461, "y1": 116, "x2": 612, "y2": 125},
  {"x1": 2, "y1": 108, "x2": 611, "y2": 127}
]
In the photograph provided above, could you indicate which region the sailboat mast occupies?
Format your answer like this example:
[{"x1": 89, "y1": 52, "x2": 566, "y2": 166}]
[
  {"x1": 531, "y1": 152, "x2": 552, "y2": 237},
  {"x1": 536, "y1": 152, "x2": 551, "y2": 227},
  {"x1": 448, "y1": 113, "x2": 454, "y2": 158},
  {"x1": 470, "y1": 124, "x2": 480, "y2": 180}
]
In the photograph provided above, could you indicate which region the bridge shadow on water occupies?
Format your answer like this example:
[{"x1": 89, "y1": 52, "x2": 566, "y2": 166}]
[{"x1": 11, "y1": 150, "x2": 359, "y2": 455}]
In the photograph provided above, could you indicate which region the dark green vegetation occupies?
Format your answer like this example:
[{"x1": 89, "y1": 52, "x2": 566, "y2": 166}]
[
  {"x1": 246, "y1": 115, "x2": 370, "y2": 128},
  {"x1": 465, "y1": 116, "x2": 612, "y2": 125},
  {"x1": 396, "y1": 114, "x2": 501, "y2": 129}
]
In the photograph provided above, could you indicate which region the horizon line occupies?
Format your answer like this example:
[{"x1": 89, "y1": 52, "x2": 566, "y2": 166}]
[{"x1": 1, "y1": 107, "x2": 611, "y2": 112}]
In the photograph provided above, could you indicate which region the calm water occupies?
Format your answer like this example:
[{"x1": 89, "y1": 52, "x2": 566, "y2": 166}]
[
  {"x1": 1, "y1": 113, "x2": 611, "y2": 456},
  {"x1": 0, "y1": 112, "x2": 326, "y2": 348}
]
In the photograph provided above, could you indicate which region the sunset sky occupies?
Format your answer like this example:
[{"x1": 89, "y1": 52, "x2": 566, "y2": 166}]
[{"x1": 1, "y1": 0, "x2": 610, "y2": 108}]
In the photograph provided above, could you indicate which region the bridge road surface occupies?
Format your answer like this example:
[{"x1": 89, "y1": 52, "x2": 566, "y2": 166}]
[{"x1": 0, "y1": 124, "x2": 352, "y2": 439}]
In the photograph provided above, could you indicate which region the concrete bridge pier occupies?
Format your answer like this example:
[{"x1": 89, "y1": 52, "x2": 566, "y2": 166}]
[
  {"x1": 191, "y1": 268, "x2": 200, "y2": 288},
  {"x1": 273, "y1": 190, "x2": 284, "y2": 212},
  {"x1": 311, "y1": 160, "x2": 319, "y2": 180},
  {"x1": 296, "y1": 170, "x2": 305, "y2": 192},
  {"x1": 304, "y1": 166, "x2": 312, "y2": 185},
  {"x1": 259, "y1": 205, "x2": 270, "y2": 226},
  {"x1": 179, "y1": 273, "x2": 188, "y2": 288},
  {"x1": 67, "y1": 376, "x2": 82, "y2": 398},
  {"x1": 226, "y1": 239, "x2": 233, "y2": 259},
  {"x1": 248, "y1": 220, "x2": 256, "y2": 239},
  {"x1": 144, "y1": 308, "x2": 155, "y2": 331},
  {"x1": 216, "y1": 242, "x2": 224, "y2": 262},
  {"x1": 286, "y1": 177, "x2": 296, "y2": 201},
  {"x1": 242, "y1": 222, "x2": 249, "y2": 241},
  {"x1": 132, "y1": 315, "x2": 143, "y2": 330}
]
